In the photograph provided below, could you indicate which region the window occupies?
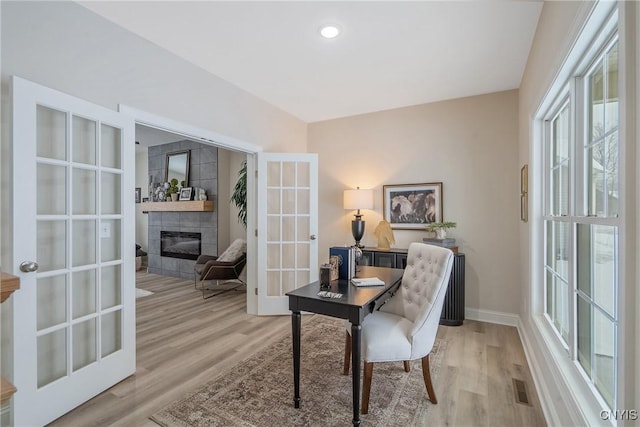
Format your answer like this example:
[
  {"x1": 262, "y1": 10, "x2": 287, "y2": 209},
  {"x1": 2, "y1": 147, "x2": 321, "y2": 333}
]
[{"x1": 541, "y1": 20, "x2": 620, "y2": 411}]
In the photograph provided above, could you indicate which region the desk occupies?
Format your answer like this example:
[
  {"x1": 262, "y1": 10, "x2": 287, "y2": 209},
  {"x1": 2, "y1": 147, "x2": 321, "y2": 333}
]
[{"x1": 286, "y1": 266, "x2": 404, "y2": 426}]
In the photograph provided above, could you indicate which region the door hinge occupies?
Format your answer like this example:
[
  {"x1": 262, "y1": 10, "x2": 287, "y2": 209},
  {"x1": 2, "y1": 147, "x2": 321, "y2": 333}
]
[
  {"x1": 255, "y1": 169, "x2": 258, "y2": 178},
  {"x1": 255, "y1": 288, "x2": 258, "y2": 296},
  {"x1": 255, "y1": 229, "x2": 258, "y2": 237}
]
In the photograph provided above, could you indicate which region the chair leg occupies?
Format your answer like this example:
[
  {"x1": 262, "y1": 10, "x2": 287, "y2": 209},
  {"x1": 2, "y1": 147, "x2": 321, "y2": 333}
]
[
  {"x1": 343, "y1": 331, "x2": 351, "y2": 375},
  {"x1": 421, "y1": 354, "x2": 437, "y2": 404},
  {"x1": 200, "y1": 279, "x2": 245, "y2": 300},
  {"x1": 361, "y1": 362, "x2": 373, "y2": 414},
  {"x1": 403, "y1": 360, "x2": 411, "y2": 372}
]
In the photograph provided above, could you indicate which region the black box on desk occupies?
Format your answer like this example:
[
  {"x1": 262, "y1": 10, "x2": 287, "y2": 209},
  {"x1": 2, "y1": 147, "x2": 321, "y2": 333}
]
[{"x1": 329, "y1": 246, "x2": 355, "y2": 280}]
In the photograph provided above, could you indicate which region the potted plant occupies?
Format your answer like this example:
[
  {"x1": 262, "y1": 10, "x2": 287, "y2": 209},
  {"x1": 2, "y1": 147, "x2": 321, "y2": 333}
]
[
  {"x1": 424, "y1": 221, "x2": 457, "y2": 239},
  {"x1": 231, "y1": 161, "x2": 247, "y2": 228},
  {"x1": 168, "y1": 178, "x2": 180, "y2": 201}
]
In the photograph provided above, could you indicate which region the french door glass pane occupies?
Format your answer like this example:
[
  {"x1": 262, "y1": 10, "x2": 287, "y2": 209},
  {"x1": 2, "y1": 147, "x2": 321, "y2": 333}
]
[
  {"x1": 72, "y1": 220, "x2": 96, "y2": 267},
  {"x1": 72, "y1": 168, "x2": 96, "y2": 215},
  {"x1": 37, "y1": 275, "x2": 67, "y2": 330},
  {"x1": 267, "y1": 189, "x2": 280, "y2": 214},
  {"x1": 101, "y1": 172, "x2": 121, "y2": 214},
  {"x1": 267, "y1": 161, "x2": 280, "y2": 186},
  {"x1": 36, "y1": 105, "x2": 66, "y2": 160},
  {"x1": 297, "y1": 189, "x2": 310, "y2": 214},
  {"x1": 282, "y1": 161, "x2": 295, "y2": 187},
  {"x1": 37, "y1": 220, "x2": 66, "y2": 272},
  {"x1": 282, "y1": 217, "x2": 295, "y2": 241},
  {"x1": 267, "y1": 244, "x2": 280, "y2": 269},
  {"x1": 267, "y1": 217, "x2": 280, "y2": 241},
  {"x1": 38, "y1": 329, "x2": 67, "y2": 388},
  {"x1": 282, "y1": 189, "x2": 295, "y2": 214},
  {"x1": 297, "y1": 244, "x2": 309, "y2": 269},
  {"x1": 282, "y1": 244, "x2": 295, "y2": 269},
  {"x1": 297, "y1": 162, "x2": 309, "y2": 187},
  {"x1": 100, "y1": 219, "x2": 121, "y2": 262},
  {"x1": 37, "y1": 163, "x2": 66, "y2": 215},
  {"x1": 72, "y1": 270, "x2": 96, "y2": 319},
  {"x1": 72, "y1": 319, "x2": 97, "y2": 371},
  {"x1": 72, "y1": 116, "x2": 96, "y2": 165},
  {"x1": 297, "y1": 217, "x2": 309, "y2": 242},
  {"x1": 282, "y1": 271, "x2": 295, "y2": 294},
  {"x1": 101, "y1": 265, "x2": 122, "y2": 309},
  {"x1": 101, "y1": 310, "x2": 122, "y2": 357},
  {"x1": 267, "y1": 271, "x2": 280, "y2": 296}
]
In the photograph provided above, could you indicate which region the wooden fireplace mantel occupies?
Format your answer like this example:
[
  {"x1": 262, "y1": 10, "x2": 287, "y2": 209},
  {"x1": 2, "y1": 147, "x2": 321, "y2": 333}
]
[{"x1": 141, "y1": 200, "x2": 214, "y2": 212}]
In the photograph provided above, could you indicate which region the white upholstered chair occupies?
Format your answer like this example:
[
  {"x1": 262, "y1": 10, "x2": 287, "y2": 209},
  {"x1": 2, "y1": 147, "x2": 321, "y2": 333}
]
[{"x1": 343, "y1": 242, "x2": 454, "y2": 414}]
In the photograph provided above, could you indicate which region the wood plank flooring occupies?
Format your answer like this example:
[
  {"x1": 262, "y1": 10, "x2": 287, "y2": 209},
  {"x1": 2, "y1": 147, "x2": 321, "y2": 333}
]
[{"x1": 48, "y1": 271, "x2": 546, "y2": 427}]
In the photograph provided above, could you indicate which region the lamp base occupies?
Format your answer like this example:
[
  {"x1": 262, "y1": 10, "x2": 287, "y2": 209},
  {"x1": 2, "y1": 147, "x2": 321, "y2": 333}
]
[{"x1": 351, "y1": 219, "x2": 365, "y2": 248}]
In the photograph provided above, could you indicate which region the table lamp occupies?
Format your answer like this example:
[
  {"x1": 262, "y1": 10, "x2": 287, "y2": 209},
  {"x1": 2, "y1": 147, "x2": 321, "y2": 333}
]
[{"x1": 343, "y1": 187, "x2": 374, "y2": 248}]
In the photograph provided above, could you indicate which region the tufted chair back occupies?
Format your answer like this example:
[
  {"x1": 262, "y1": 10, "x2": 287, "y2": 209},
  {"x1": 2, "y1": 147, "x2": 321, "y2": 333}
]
[{"x1": 380, "y1": 242, "x2": 454, "y2": 359}]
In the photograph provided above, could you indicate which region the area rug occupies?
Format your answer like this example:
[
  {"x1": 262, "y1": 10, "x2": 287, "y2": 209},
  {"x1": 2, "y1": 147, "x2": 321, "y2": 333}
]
[
  {"x1": 149, "y1": 315, "x2": 446, "y2": 427},
  {"x1": 136, "y1": 288, "x2": 154, "y2": 298}
]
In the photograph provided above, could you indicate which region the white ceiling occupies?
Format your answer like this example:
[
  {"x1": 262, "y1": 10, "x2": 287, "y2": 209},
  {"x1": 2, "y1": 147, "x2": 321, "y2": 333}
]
[{"x1": 80, "y1": 1, "x2": 543, "y2": 123}]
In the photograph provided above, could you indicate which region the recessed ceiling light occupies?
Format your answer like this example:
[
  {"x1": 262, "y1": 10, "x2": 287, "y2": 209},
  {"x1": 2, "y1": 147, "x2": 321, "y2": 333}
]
[{"x1": 320, "y1": 25, "x2": 340, "y2": 39}]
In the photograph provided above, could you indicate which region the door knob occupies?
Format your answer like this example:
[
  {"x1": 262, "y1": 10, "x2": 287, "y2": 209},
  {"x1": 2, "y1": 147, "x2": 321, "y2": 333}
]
[
  {"x1": 20, "y1": 261, "x2": 39, "y2": 273},
  {"x1": 310, "y1": 235, "x2": 317, "y2": 240}
]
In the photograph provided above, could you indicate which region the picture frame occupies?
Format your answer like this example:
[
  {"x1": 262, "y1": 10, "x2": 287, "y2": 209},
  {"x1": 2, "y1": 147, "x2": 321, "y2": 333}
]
[
  {"x1": 179, "y1": 187, "x2": 193, "y2": 201},
  {"x1": 383, "y1": 182, "x2": 443, "y2": 230},
  {"x1": 135, "y1": 187, "x2": 141, "y2": 203}
]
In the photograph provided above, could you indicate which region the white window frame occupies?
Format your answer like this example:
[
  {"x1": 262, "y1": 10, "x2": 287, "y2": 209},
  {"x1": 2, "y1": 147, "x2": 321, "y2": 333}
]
[{"x1": 531, "y1": 2, "x2": 629, "y2": 424}]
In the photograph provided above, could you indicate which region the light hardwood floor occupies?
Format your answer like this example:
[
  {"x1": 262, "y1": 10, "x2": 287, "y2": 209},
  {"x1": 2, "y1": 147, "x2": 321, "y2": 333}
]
[{"x1": 49, "y1": 271, "x2": 546, "y2": 427}]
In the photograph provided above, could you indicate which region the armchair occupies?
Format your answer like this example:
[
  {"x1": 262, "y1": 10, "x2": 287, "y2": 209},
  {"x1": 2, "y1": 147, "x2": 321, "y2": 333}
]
[
  {"x1": 194, "y1": 238, "x2": 247, "y2": 300},
  {"x1": 343, "y1": 242, "x2": 454, "y2": 414}
]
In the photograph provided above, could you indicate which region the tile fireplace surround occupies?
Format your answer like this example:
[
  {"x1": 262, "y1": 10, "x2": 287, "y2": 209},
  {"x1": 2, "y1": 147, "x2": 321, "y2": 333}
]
[{"x1": 146, "y1": 140, "x2": 218, "y2": 280}]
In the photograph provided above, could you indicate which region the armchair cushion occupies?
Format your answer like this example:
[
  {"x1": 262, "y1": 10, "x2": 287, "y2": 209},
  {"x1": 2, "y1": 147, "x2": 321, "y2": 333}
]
[{"x1": 217, "y1": 238, "x2": 246, "y2": 262}]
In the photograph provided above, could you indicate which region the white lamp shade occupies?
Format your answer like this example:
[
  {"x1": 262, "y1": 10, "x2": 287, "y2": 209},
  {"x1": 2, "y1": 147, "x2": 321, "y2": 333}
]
[{"x1": 343, "y1": 188, "x2": 374, "y2": 210}]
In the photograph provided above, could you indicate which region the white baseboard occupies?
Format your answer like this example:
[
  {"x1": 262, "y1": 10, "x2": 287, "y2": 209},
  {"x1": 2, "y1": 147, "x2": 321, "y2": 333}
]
[{"x1": 465, "y1": 307, "x2": 520, "y2": 327}]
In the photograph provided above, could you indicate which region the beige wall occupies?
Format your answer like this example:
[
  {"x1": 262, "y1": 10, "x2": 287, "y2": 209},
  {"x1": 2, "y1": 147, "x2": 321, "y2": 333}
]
[{"x1": 309, "y1": 90, "x2": 520, "y2": 315}]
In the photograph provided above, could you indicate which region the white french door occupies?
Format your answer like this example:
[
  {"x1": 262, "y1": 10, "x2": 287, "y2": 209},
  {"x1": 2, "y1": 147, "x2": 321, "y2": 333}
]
[
  {"x1": 11, "y1": 77, "x2": 136, "y2": 426},
  {"x1": 256, "y1": 153, "x2": 318, "y2": 315}
]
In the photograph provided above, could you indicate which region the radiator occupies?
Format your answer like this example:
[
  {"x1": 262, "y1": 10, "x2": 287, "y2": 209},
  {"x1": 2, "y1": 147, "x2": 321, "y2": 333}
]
[{"x1": 440, "y1": 253, "x2": 465, "y2": 326}]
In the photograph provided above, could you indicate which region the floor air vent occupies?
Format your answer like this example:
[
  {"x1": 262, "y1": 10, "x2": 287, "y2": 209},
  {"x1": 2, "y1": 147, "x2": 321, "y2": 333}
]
[{"x1": 512, "y1": 378, "x2": 532, "y2": 406}]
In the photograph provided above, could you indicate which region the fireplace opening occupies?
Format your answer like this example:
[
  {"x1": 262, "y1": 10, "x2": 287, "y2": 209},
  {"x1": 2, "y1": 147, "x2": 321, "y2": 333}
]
[{"x1": 161, "y1": 231, "x2": 202, "y2": 260}]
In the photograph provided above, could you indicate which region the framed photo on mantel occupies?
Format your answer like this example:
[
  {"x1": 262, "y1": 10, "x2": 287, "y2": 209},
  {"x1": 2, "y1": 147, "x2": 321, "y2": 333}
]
[{"x1": 383, "y1": 182, "x2": 443, "y2": 230}]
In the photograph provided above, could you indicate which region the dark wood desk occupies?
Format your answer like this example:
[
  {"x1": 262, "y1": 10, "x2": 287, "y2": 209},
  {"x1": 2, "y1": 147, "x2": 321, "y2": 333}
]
[{"x1": 286, "y1": 266, "x2": 404, "y2": 426}]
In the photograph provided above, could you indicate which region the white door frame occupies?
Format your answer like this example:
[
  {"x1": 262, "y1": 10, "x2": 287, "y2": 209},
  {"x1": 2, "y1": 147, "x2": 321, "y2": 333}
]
[{"x1": 118, "y1": 106, "x2": 263, "y2": 313}]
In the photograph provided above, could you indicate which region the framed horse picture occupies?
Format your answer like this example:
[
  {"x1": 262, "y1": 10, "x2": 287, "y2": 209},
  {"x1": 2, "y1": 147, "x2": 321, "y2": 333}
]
[{"x1": 383, "y1": 182, "x2": 443, "y2": 230}]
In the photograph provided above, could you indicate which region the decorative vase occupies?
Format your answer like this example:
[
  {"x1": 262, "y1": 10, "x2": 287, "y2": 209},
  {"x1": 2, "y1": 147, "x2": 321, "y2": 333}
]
[
  {"x1": 171, "y1": 193, "x2": 179, "y2": 202},
  {"x1": 436, "y1": 228, "x2": 447, "y2": 239}
]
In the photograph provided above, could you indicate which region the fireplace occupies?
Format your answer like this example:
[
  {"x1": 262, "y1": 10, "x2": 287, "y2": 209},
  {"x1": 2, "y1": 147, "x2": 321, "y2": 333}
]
[{"x1": 161, "y1": 231, "x2": 202, "y2": 260}]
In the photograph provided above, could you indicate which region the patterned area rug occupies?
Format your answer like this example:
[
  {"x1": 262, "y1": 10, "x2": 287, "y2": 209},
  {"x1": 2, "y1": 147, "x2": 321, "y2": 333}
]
[{"x1": 150, "y1": 315, "x2": 446, "y2": 427}]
